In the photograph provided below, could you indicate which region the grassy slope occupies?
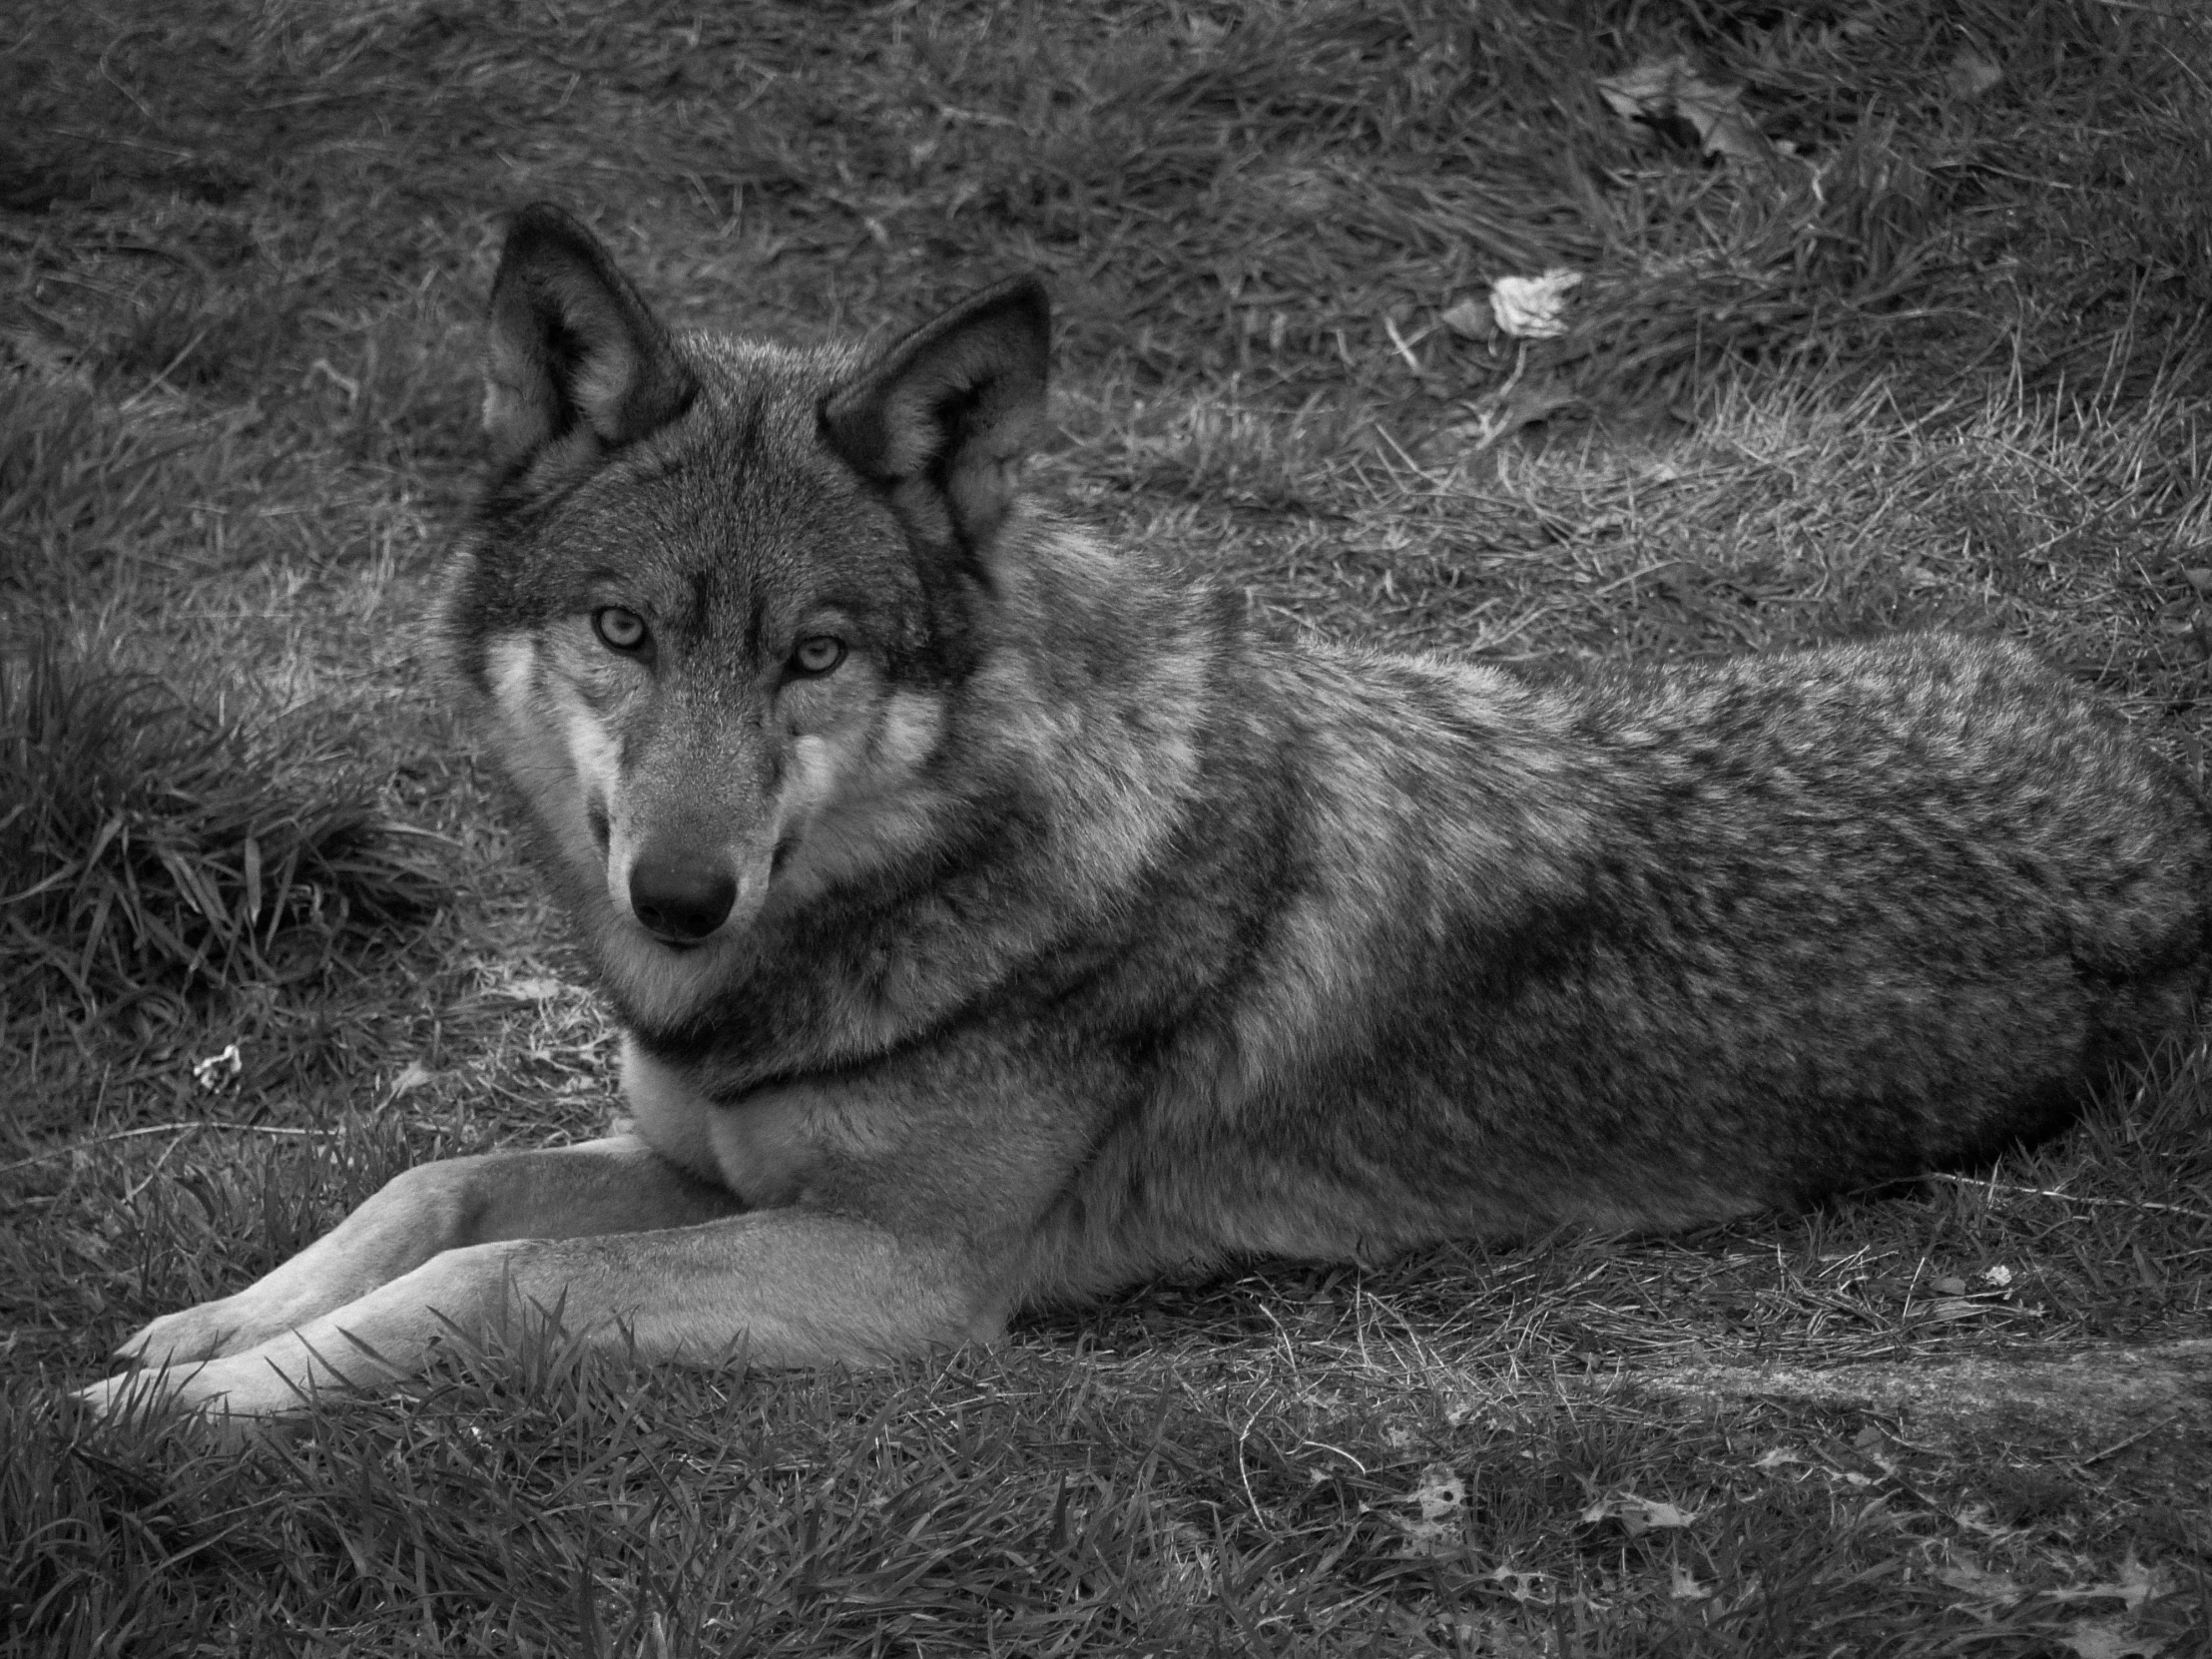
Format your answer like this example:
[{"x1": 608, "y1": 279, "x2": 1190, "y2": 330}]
[{"x1": 4, "y1": 0, "x2": 2211, "y2": 1652}]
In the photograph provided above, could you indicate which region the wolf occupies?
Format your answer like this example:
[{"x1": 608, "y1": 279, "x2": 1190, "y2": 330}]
[{"x1": 85, "y1": 205, "x2": 2211, "y2": 1420}]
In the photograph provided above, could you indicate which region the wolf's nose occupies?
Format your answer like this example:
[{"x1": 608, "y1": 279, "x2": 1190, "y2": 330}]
[{"x1": 628, "y1": 853, "x2": 737, "y2": 943}]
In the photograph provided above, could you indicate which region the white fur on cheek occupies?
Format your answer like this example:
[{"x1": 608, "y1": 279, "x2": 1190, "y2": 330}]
[
  {"x1": 783, "y1": 735, "x2": 836, "y2": 824},
  {"x1": 559, "y1": 699, "x2": 623, "y2": 801},
  {"x1": 873, "y1": 692, "x2": 945, "y2": 775},
  {"x1": 482, "y1": 633, "x2": 625, "y2": 917},
  {"x1": 487, "y1": 634, "x2": 538, "y2": 723},
  {"x1": 552, "y1": 696, "x2": 626, "y2": 908}
]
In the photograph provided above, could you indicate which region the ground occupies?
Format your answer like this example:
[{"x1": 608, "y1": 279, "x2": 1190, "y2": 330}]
[{"x1": 3, "y1": 2, "x2": 2211, "y2": 1654}]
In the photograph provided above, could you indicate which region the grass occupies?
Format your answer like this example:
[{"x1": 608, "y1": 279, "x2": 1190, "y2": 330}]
[
  {"x1": 0, "y1": 640, "x2": 447, "y2": 1040},
  {"x1": 3, "y1": 0, "x2": 2210, "y2": 1652}
]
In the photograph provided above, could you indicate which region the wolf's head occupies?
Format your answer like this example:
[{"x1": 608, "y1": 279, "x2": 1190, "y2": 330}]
[{"x1": 444, "y1": 206, "x2": 1054, "y2": 1029}]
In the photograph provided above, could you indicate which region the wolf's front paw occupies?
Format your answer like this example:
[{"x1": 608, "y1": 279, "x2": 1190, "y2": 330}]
[
  {"x1": 114, "y1": 1295, "x2": 289, "y2": 1369},
  {"x1": 73, "y1": 1362, "x2": 201, "y2": 1425},
  {"x1": 76, "y1": 1349, "x2": 319, "y2": 1430}
]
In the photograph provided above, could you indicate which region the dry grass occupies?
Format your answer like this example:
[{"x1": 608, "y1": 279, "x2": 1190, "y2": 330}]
[{"x1": 4, "y1": 0, "x2": 2211, "y2": 1653}]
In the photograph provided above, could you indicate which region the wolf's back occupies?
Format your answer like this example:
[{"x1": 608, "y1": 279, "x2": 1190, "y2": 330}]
[{"x1": 1051, "y1": 625, "x2": 2212, "y2": 1285}]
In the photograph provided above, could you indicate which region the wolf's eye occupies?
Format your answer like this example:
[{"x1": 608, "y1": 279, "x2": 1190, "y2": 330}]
[
  {"x1": 792, "y1": 635, "x2": 845, "y2": 676},
  {"x1": 593, "y1": 607, "x2": 650, "y2": 654}
]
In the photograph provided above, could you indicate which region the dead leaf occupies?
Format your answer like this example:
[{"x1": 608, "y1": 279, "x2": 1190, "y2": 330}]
[
  {"x1": 1937, "y1": 1556, "x2": 2026, "y2": 1608},
  {"x1": 2046, "y1": 1558, "x2": 2166, "y2": 1616},
  {"x1": 1394, "y1": 1462, "x2": 1466, "y2": 1555},
  {"x1": 1852, "y1": 1423, "x2": 1900, "y2": 1455},
  {"x1": 388, "y1": 1059, "x2": 436, "y2": 1096},
  {"x1": 1595, "y1": 56, "x2": 1777, "y2": 170},
  {"x1": 1488, "y1": 270, "x2": 1581, "y2": 339},
  {"x1": 1947, "y1": 50, "x2": 2002, "y2": 101},
  {"x1": 2057, "y1": 1620, "x2": 2163, "y2": 1659},
  {"x1": 1440, "y1": 295, "x2": 1497, "y2": 340},
  {"x1": 1482, "y1": 1566, "x2": 1549, "y2": 1604},
  {"x1": 1408, "y1": 1464, "x2": 1465, "y2": 1522},
  {"x1": 192, "y1": 1042, "x2": 243, "y2": 1094},
  {"x1": 1950, "y1": 1503, "x2": 2029, "y2": 1541},
  {"x1": 1581, "y1": 1492, "x2": 1697, "y2": 1536},
  {"x1": 1499, "y1": 374, "x2": 1577, "y2": 428},
  {"x1": 1669, "y1": 1563, "x2": 1713, "y2": 1601}
]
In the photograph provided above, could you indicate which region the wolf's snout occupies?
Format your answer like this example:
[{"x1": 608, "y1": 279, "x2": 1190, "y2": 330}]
[{"x1": 628, "y1": 850, "x2": 738, "y2": 944}]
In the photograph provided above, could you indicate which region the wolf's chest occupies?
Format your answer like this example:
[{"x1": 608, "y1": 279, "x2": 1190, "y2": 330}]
[{"x1": 621, "y1": 1035, "x2": 826, "y2": 1208}]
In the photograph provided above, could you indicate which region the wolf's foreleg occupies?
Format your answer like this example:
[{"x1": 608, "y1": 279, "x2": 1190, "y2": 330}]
[
  {"x1": 83, "y1": 1208, "x2": 994, "y2": 1419},
  {"x1": 106, "y1": 1134, "x2": 741, "y2": 1372}
]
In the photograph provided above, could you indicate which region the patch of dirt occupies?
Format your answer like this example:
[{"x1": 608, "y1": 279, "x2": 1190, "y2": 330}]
[{"x1": 1625, "y1": 1339, "x2": 2212, "y2": 1450}]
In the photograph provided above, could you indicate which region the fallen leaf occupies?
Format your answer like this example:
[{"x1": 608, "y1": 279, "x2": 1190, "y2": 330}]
[
  {"x1": 1947, "y1": 50, "x2": 2002, "y2": 101},
  {"x1": 1581, "y1": 1492, "x2": 1697, "y2": 1536},
  {"x1": 1498, "y1": 374, "x2": 1577, "y2": 428},
  {"x1": 1440, "y1": 295, "x2": 1497, "y2": 340},
  {"x1": 1669, "y1": 1563, "x2": 1713, "y2": 1601},
  {"x1": 1488, "y1": 270, "x2": 1581, "y2": 339},
  {"x1": 2056, "y1": 1619, "x2": 2163, "y2": 1659},
  {"x1": 2046, "y1": 1558, "x2": 2166, "y2": 1616},
  {"x1": 1595, "y1": 56, "x2": 1777, "y2": 170},
  {"x1": 1950, "y1": 1503, "x2": 2030, "y2": 1541},
  {"x1": 192, "y1": 1042, "x2": 244, "y2": 1094},
  {"x1": 389, "y1": 1059, "x2": 436, "y2": 1096},
  {"x1": 1483, "y1": 1566, "x2": 1549, "y2": 1604},
  {"x1": 1394, "y1": 1462, "x2": 1466, "y2": 1554},
  {"x1": 1408, "y1": 1464, "x2": 1465, "y2": 1523},
  {"x1": 1937, "y1": 1556, "x2": 2025, "y2": 1608}
]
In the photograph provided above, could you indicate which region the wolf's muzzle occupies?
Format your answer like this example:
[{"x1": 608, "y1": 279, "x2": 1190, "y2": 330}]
[{"x1": 628, "y1": 849, "x2": 738, "y2": 944}]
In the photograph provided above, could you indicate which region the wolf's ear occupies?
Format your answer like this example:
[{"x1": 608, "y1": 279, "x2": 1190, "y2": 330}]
[
  {"x1": 482, "y1": 205, "x2": 696, "y2": 474},
  {"x1": 821, "y1": 276, "x2": 1049, "y2": 556}
]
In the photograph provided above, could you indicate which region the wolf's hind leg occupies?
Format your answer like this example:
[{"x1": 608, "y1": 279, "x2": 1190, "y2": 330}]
[{"x1": 111, "y1": 1134, "x2": 742, "y2": 1369}]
